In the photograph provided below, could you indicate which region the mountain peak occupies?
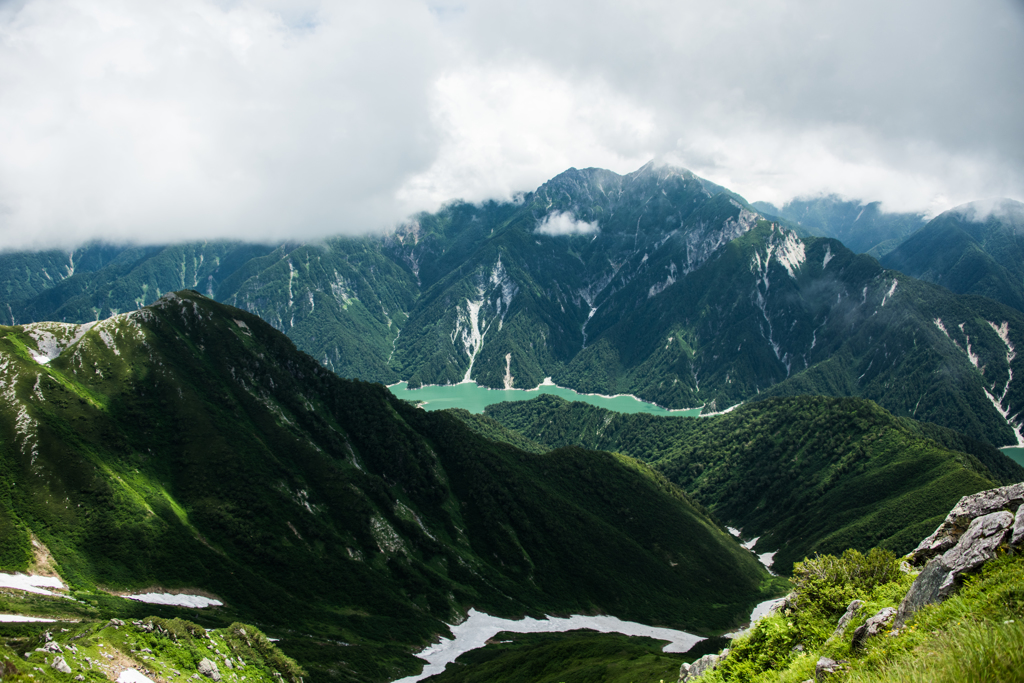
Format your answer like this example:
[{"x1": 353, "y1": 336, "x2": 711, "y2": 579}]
[{"x1": 948, "y1": 197, "x2": 1024, "y2": 226}]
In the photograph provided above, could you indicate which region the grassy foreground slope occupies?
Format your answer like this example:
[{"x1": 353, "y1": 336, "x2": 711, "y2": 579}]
[
  {"x1": 468, "y1": 395, "x2": 1023, "y2": 572},
  {"x1": 0, "y1": 290, "x2": 768, "y2": 682}
]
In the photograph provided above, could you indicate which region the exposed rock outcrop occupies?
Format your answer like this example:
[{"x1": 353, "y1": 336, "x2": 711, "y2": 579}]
[
  {"x1": 851, "y1": 607, "x2": 896, "y2": 648},
  {"x1": 679, "y1": 649, "x2": 729, "y2": 682},
  {"x1": 814, "y1": 656, "x2": 845, "y2": 681},
  {"x1": 198, "y1": 658, "x2": 222, "y2": 682},
  {"x1": 897, "y1": 483, "x2": 1023, "y2": 626},
  {"x1": 829, "y1": 599, "x2": 862, "y2": 641},
  {"x1": 51, "y1": 656, "x2": 72, "y2": 674},
  {"x1": 910, "y1": 483, "x2": 1024, "y2": 562}
]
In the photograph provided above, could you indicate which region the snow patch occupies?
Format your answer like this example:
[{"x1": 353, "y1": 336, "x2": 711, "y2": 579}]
[
  {"x1": 727, "y1": 527, "x2": 742, "y2": 537},
  {"x1": 881, "y1": 279, "x2": 898, "y2": 307},
  {"x1": 0, "y1": 573, "x2": 65, "y2": 596},
  {"x1": 775, "y1": 231, "x2": 806, "y2": 278},
  {"x1": 125, "y1": 593, "x2": 223, "y2": 608},
  {"x1": 723, "y1": 597, "x2": 788, "y2": 639},
  {"x1": 392, "y1": 609, "x2": 704, "y2": 683},
  {"x1": 822, "y1": 245, "x2": 833, "y2": 269},
  {"x1": 0, "y1": 614, "x2": 56, "y2": 622},
  {"x1": 118, "y1": 669, "x2": 156, "y2": 683},
  {"x1": 502, "y1": 353, "x2": 514, "y2": 390}
]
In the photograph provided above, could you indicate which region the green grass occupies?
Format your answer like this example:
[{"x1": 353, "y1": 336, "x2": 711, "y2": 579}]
[
  {"x1": 0, "y1": 290, "x2": 773, "y2": 682},
  {"x1": 690, "y1": 550, "x2": 1024, "y2": 683}
]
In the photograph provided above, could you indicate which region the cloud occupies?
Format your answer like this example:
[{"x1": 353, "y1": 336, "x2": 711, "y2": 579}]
[
  {"x1": 536, "y1": 211, "x2": 598, "y2": 236},
  {"x1": 0, "y1": 0, "x2": 1022, "y2": 249},
  {"x1": 0, "y1": 0, "x2": 445, "y2": 249},
  {"x1": 954, "y1": 198, "x2": 1024, "y2": 225}
]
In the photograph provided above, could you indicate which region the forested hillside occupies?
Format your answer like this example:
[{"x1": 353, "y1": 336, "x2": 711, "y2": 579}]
[
  {"x1": 882, "y1": 199, "x2": 1024, "y2": 314},
  {"x1": 465, "y1": 395, "x2": 1024, "y2": 571},
  {"x1": 3, "y1": 165, "x2": 1024, "y2": 446},
  {"x1": 0, "y1": 290, "x2": 769, "y2": 682}
]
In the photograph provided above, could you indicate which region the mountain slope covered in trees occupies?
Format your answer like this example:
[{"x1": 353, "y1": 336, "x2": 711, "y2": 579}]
[
  {"x1": 3, "y1": 165, "x2": 1024, "y2": 446},
  {"x1": 881, "y1": 199, "x2": 1024, "y2": 314},
  {"x1": 752, "y1": 195, "x2": 926, "y2": 256},
  {"x1": 0, "y1": 291, "x2": 770, "y2": 682},
  {"x1": 464, "y1": 394, "x2": 1024, "y2": 572}
]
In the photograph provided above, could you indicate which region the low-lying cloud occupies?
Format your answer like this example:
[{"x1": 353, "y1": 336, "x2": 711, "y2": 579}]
[
  {"x1": 536, "y1": 211, "x2": 599, "y2": 236},
  {"x1": 0, "y1": 0, "x2": 1021, "y2": 250}
]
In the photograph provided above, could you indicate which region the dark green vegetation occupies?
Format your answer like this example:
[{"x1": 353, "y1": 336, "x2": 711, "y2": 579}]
[
  {"x1": 881, "y1": 199, "x2": 1024, "y2": 314},
  {"x1": 0, "y1": 290, "x2": 770, "y2": 682},
  {"x1": 699, "y1": 550, "x2": 1024, "y2": 683},
  {"x1": 420, "y1": 630, "x2": 692, "y2": 683},
  {"x1": 463, "y1": 395, "x2": 1024, "y2": 572},
  {"x1": 752, "y1": 195, "x2": 926, "y2": 256},
  {"x1": 0, "y1": 613, "x2": 303, "y2": 683},
  {"x1": 4, "y1": 165, "x2": 1023, "y2": 446}
]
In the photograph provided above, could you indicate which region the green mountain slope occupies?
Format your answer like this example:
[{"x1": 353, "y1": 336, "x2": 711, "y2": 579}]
[
  {"x1": 0, "y1": 290, "x2": 768, "y2": 681},
  {"x1": 467, "y1": 394, "x2": 1023, "y2": 572},
  {"x1": 881, "y1": 199, "x2": 1024, "y2": 313},
  {"x1": 753, "y1": 195, "x2": 926, "y2": 256},
  {"x1": 4, "y1": 166, "x2": 1024, "y2": 446}
]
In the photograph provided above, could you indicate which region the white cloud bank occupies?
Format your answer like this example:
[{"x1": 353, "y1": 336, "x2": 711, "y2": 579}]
[
  {"x1": 0, "y1": 0, "x2": 1022, "y2": 249},
  {"x1": 535, "y1": 211, "x2": 599, "y2": 237}
]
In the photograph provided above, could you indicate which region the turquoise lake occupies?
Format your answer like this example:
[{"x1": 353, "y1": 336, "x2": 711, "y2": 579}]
[
  {"x1": 1001, "y1": 447, "x2": 1024, "y2": 468},
  {"x1": 388, "y1": 380, "x2": 703, "y2": 416}
]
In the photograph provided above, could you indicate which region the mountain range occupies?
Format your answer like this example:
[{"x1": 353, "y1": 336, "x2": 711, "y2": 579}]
[
  {"x1": 881, "y1": 199, "x2": 1024, "y2": 314},
  {"x1": 752, "y1": 195, "x2": 927, "y2": 256},
  {"x1": 1, "y1": 164, "x2": 1022, "y2": 449}
]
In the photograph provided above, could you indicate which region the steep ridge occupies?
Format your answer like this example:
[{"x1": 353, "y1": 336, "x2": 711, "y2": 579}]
[
  {"x1": 753, "y1": 195, "x2": 926, "y2": 256},
  {"x1": 881, "y1": 198, "x2": 1024, "y2": 314},
  {"x1": 0, "y1": 290, "x2": 768, "y2": 681},
  {"x1": 4, "y1": 166, "x2": 1024, "y2": 445},
  {"x1": 467, "y1": 394, "x2": 1024, "y2": 572}
]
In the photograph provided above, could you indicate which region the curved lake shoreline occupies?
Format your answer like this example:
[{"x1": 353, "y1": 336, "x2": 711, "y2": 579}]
[{"x1": 388, "y1": 379, "x2": 703, "y2": 416}]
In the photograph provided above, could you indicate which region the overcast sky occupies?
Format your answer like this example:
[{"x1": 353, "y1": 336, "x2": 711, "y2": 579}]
[{"x1": 1, "y1": 0, "x2": 1022, "y2": 249}]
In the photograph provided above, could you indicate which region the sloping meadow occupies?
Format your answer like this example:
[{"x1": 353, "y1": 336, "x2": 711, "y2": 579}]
[{"x1": 0, "y1": 291, "x2": 770, "y2": 682}]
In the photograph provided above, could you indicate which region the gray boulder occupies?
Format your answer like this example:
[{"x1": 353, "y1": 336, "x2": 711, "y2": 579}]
[
  {"x1": 679, "y1": 648, "x2": 729, "y2": 682},
  {"x1": 935, "y1": 510, "x2": 1013, "y2": 595},
  {"x1": 1012, "y1": 503, "x2": 1024, "y2": 546},
  {"x1": 851, "y1": 607, "x2": 896, "y2": 648},
  {"x1": 911, "y1": 483, "x2": 1024, "y2": 563},
  {"x1": 42, "y1": 641, "x2": 63, "y2": 654},
  {"x1": 829, "y1": 599, "x2": 862, "y2": 640},
  {"x1": 896, "y1": 509, "x2": 1015, "y2": 626},
  {"x1": 51, "y1": 656, "x2": 72, "y2": 674},
  {"x1": 895, "y1": 557, "x2": 949, "y2": 627},
  {"x1": 198, "y1": 658, "x2": 222, "y2": 682},
  {"x1": 814, "y1": 656, "x2": 844, "y2": 681}
]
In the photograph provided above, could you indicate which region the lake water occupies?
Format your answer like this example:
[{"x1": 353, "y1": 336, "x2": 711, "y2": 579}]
[
  {"x1": 388, "y1": 380, "x2": 703, "y2": 416},
  {"x1": 391, "y1": 609, "x2": 705, "y2": 683},
  {"x1": 1001, "y1": 447, "x2": 1024, "y2": 468}
]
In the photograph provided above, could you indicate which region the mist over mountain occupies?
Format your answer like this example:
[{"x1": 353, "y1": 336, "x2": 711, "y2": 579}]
[
  {"x1": 881, "y1": 199, "x2": 1024, "y2": 314},
  {"x1": 752, "y1": 196, "x2": 927, "y2": 256},
  {"x1": 2, "y1": 164, "x2": 1023, "y2": 447}
]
